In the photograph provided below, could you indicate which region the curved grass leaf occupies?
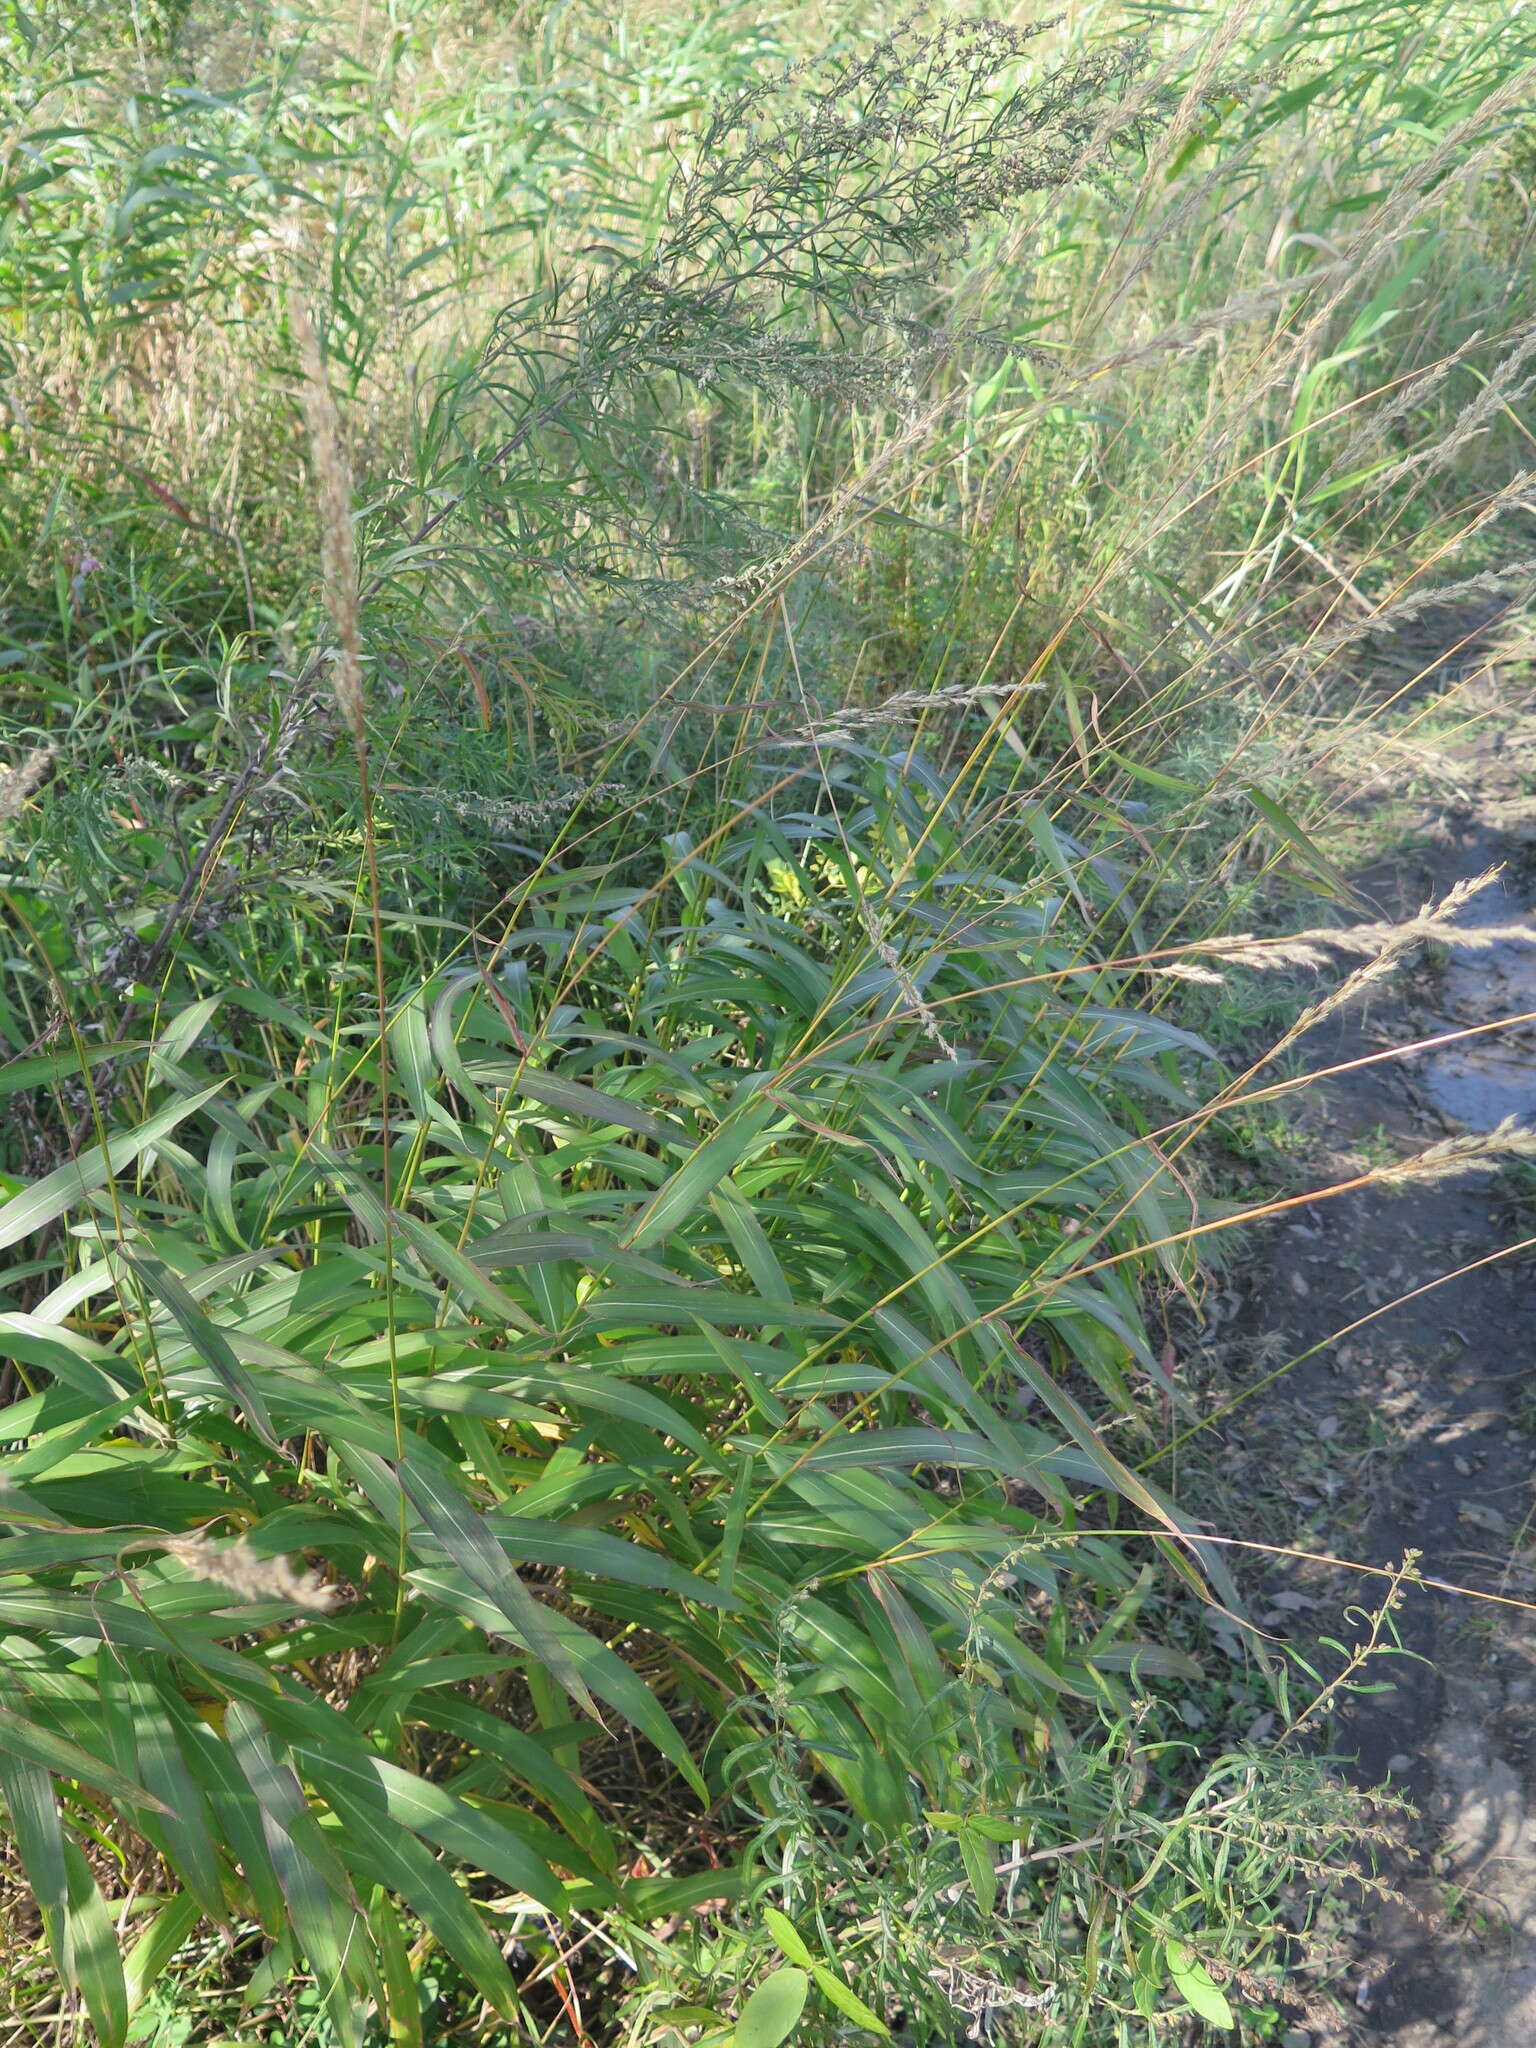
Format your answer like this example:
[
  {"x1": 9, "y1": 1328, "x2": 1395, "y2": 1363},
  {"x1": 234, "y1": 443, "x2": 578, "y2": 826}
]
[
  {"x1": 0, "y1": 1701, "x2": 172, "y2": 1816},
  {"x1": 0, "y1": 1083, "x2": 224, "y2": 1253}
]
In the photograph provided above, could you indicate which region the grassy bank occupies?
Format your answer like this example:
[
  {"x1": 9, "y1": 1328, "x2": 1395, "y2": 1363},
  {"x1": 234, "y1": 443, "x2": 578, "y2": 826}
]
[{"x1": 2, "y1": 1, "x2": 1534, "y2": 2042}]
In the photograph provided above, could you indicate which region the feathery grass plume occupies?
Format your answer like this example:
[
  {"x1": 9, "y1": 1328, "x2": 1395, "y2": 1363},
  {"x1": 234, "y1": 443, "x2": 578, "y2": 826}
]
[
  {"x1": 1168, "y1": 870, "x2": 1536, "y2": 977},
  {"x1": 1374, "y1": 1116, "x2": 1536, "y2": 1187},
  {"x1": 1150, "y1": 960, "x2": 1228, "y2": 984},
  {"x1": 1170, "y1": 921, "x2": 1536, "y2": 979},
  {"x1": 160, "y1": 1534, "x2": 341, "y2": 1612},
  {"x1": 1088, "y1": 0, "x2": 1266, "y2": 318},
  {"x1": 1095, "y1": 147, "x2": 1260, "y2": 322},
  {"x1": 407, "y1": 781, "x2": 628, "y2": 834},
  {"x1": 1286, "y1": 559, "x2": 1536, "y2": 677},
  {"x1": 1371, "y1": 323, "x2": 1536, "y2": 493},
  {"x1": 289, "y1": 295, "x2": 365, "y2": 742},
  {"x1": 1162, "y1": 0, "x2": 1262, "y2": 146},
  {"x1": 0, "y1": 746, "x2": 56, "y2": 824},
  {"x1": 1471, "y1": 468, "x2": 1536, "y2": 534},
  {"x1": 1285, "y1": 881, "x2": 1496, "y2": 1043},
  {"x1": 784, "y1": 680, "x2": 1044, "y2": 743},
  {"x1": 1078, "y1": 259, "x2": 1349, "y2": 381},
  {"x1": 1372, "y1": 558, "x2": 1536, "y2": 632},
  {"x1": 1196, "y1": 874, "x2": 1516, "y2": 1111},
  {"x1": 1323, "y1": 324, "x2": 1494, "y2": 488}
]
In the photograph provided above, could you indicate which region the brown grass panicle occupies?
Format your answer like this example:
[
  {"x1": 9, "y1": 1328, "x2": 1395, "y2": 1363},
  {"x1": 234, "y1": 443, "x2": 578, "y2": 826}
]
[{"x1": 288, "y1": 295, "x2": 366, "y2": 745}]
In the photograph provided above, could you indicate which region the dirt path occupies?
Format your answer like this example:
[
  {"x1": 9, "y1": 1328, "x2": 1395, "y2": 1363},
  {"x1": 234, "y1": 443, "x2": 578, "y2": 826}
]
[{"x1": 1205, "y1": 688, "x2": 1536, "y2": 2042}]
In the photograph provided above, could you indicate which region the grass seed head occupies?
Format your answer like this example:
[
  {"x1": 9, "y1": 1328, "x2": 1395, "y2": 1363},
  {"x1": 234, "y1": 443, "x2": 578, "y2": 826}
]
[
  {"x1": 161, "y1": 1534, "x2": 342, "y2": 1613},
  {"x1": 289, "y1": 294, "x2": 365, "y2": 743},
  {"x1": 0, "y1": 747, "x2": 57, "y2": 825}
]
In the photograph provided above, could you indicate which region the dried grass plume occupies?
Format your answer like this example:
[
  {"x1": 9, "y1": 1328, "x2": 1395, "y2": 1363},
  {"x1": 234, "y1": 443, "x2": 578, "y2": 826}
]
[
  {"x1": 0, "y1": 747, "x2": 57, "y2": 824},
  {"x1": 162, "y1": 1532, "x2": 342, "y2": 1613},
  {"x1": 289, "y1": 295, "x2": 365, "y2": 742}
]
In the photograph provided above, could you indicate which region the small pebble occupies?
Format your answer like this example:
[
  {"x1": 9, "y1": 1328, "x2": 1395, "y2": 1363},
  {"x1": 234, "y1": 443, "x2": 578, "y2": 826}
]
[
  {"x1": 1453, "y1": 1456, "x2": 1472, "y2": 1476},
  {"x1": 1281, "y1": 2032, "x2": 1313, "y2": 2048},
  {"x1": 1388, "y1": 1752, "x2": 1412, "y2": 1774}
]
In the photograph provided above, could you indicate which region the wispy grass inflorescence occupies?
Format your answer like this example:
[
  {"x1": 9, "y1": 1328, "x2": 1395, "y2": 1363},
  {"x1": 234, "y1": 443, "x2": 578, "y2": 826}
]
[
  {"x1": 0, "y1": 747, "x2": 56, "y2": 825},
  {"x1": 1374, "y1": 1116, "x2": 1536, "y2": 1185},
  {"x1": 1325, "y1": 324, "x2": 1498, "y2": 490},
  {"x1": 785, "y1": 680, "x2": 1044, "y2": 743},
  {"x1": 1286, "y1": 560, "x2": 1536, "y2": 678},
  {"x1": 289, "y1": 295, "x2": 365, "y2": 743},
  {"x1": 1168, "y1": 870, "x2": 1534, "y2": 984},
  {"x1": 1470, "y1": 468, "x2": 1536, "y2": 535},
  {"x1": 1370, "y1": 322, "x2": 1536, "y2": 493},
  {"x1": 1081, "y1": 259, "x2": 1347, "y2": 381},
  {"x1": 406, "y1": 781, "x2": 629, "y2": 835},
  {"x1": 160, "y1": 1534, "x2": 341, "y2": 1613},
  {"x1": 858, "y1": 900, "x2": 961, "y2": 1061}
]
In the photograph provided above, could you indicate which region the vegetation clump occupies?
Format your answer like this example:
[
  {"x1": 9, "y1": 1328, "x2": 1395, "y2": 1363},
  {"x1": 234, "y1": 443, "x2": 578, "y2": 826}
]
[{"x1": 1, "y1": 0, "x2": 1534, "y2": 2042}]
